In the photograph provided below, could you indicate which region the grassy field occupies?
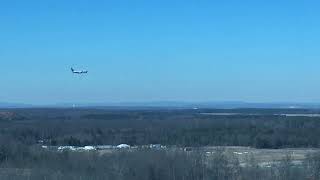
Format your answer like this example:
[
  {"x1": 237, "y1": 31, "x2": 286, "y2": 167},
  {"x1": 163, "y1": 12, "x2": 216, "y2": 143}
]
[{"x1": 202, "y1": 146, "x2": 319, "y2": 167}]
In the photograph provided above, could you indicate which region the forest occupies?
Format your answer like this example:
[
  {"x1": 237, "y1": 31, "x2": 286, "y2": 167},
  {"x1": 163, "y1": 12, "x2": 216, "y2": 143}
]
[
  {"x1": 1, "y1": 108, "x2": 320, "y2": 148},
  {"x1": 1, "y1": 108, "x2": 320, "y2": 179}
]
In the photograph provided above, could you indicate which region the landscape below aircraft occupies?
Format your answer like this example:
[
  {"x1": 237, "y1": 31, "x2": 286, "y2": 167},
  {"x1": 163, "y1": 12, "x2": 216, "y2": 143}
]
[{"x1": 71, "y1": 68, "x2": 88, "y2": 74}]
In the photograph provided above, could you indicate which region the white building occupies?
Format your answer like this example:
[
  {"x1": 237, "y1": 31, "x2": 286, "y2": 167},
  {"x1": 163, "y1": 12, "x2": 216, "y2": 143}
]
[
  {"x1": 83, "y1": 146, "x2": 96, "y2": 151},
  {"x1": 58, "y1": 146, "x2": 77, "y2": 151},
  {"x1": 117, "y1": 144, "x2": 130, "y2": 149}
]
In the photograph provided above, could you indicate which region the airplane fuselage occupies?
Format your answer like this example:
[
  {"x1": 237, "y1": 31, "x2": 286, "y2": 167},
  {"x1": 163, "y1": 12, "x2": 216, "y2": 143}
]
[
  {"x1": 71, "y1": 68, "x2": 88, "y2": 74},
  {"x1": 73, "y1": 71, "x2": 88, "y2": 74}
]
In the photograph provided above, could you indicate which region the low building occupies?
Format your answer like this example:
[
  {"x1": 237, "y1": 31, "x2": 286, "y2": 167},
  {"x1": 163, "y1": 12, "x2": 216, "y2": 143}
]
[
  {"x1": 83, "y1": 146, "x2": 96, "y2": 151},
  {"x1": 117, "y1": 144, "x2": 130, "y2": 149},
  {"x1": 149, "y1": 144, "x2": 165, "y2": 150},
  {"x1": 58, "y1": 146, "x2": 77, "y2": 151}
]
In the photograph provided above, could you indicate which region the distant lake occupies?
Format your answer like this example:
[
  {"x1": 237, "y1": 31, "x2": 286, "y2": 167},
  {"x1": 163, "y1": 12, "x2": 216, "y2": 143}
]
[
  {"x1": 279, "y1": 114, "x2": 320, "y2": 117},
  {"x1": 201, "y1": 113, "x2": 320, "y2": 117}
]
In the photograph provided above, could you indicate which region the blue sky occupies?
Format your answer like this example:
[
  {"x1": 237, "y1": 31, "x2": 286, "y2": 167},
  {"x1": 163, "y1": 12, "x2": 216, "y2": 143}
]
[{"x1": 0, "y1": 0, "x2": 319, "y2": 104}]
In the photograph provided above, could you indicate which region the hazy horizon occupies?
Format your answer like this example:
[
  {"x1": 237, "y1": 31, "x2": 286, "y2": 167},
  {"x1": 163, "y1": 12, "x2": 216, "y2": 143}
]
[{"x1": 3, "y1": 100, "x2": 320, "y2": 108}]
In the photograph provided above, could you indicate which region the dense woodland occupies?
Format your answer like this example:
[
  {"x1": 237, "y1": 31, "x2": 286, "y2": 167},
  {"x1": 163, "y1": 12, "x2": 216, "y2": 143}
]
[
  {"x1": 1, "y1": 108, "x2": 320, "y2": 179},
  {"x1": 1, "y1": 108, "x2": 320, "y2": 148}
]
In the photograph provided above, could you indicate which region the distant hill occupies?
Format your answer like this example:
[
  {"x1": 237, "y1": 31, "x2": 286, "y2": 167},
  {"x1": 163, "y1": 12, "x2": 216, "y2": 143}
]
[
  {"x1": 52, "y1": 101, "x2": 320, "y2": 109},
  {"x1": 0, "y1": 102, "x2": 32, "y2": 108},
  {"x1": 2, "y1": 101, "x2": 320, "y2": 109}
]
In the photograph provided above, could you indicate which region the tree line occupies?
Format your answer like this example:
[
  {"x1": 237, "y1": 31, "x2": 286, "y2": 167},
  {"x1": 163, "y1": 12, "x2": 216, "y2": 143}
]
[{"x1": 1, "y1": 108, "x2": 320, "y2": 149}]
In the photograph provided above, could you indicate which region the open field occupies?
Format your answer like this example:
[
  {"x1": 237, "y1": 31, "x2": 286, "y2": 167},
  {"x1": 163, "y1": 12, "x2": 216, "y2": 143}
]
[
  {"x1": 50, "y1": 144, "x2": 320, "y2": 167},
  {"x1": 203, "y1": 146, "x2": 319, "y2": 167}
]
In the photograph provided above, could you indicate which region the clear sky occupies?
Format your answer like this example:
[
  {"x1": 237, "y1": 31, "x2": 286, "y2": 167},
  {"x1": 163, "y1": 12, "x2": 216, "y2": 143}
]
[{"x1": 0, "y1": 0, "x2": 319, "y2": 104}]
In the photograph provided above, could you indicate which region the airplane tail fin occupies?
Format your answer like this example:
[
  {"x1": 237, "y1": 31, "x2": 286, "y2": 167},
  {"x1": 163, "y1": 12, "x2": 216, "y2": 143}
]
[{"x1": 71, "y1": 68, "x2": 74, "y2": 72}]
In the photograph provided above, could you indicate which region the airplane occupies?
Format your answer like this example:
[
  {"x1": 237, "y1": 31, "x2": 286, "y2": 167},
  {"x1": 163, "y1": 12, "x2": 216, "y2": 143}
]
[{"x1": 71, "y1": 67, "x2": 88, "y2": 74}]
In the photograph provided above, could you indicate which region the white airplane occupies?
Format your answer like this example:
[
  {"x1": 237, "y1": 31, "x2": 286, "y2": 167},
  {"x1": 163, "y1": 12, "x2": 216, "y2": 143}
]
[{"x1": 71, "y1": 67, "x2": 88, "y2": 74}]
